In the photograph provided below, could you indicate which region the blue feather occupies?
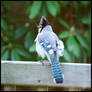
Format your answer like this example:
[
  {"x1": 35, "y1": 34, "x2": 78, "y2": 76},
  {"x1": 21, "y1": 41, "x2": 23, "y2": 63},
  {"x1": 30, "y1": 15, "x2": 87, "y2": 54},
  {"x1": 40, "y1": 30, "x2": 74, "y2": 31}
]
[
  {"x1": 39, "y1": 36, "x2": 64, "y2": 83},
  {"x1": 50, "y1": 52, "x2": 63, "y2": 83}
]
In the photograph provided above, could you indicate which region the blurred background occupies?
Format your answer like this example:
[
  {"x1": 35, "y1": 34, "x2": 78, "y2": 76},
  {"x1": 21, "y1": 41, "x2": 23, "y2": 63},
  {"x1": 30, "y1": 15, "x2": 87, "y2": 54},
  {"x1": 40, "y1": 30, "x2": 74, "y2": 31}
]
[{"x1": 1, "y1": 1, "x2": 91, "y2": 63}]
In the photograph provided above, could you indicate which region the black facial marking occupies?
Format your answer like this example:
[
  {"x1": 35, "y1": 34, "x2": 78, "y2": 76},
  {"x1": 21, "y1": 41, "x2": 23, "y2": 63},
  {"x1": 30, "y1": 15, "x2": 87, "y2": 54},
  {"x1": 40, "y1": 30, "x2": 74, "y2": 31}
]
[{"x1": 39, "y1": 16, "x2": 49, "y2": 31}]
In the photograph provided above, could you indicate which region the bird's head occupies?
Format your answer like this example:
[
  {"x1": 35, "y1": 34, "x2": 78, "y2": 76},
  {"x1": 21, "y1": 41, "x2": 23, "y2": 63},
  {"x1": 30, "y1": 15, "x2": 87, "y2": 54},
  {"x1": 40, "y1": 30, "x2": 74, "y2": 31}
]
[{"x1": 38, "y1": 16, "x2": 49, "y2": 33}]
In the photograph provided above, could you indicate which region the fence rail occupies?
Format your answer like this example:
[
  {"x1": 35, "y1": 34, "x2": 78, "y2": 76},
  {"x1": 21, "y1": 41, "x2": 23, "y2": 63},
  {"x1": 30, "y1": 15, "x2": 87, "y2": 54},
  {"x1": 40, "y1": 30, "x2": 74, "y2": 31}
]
[{"x1": 1, "y1": 61, "x2": 91, "y2": 91}]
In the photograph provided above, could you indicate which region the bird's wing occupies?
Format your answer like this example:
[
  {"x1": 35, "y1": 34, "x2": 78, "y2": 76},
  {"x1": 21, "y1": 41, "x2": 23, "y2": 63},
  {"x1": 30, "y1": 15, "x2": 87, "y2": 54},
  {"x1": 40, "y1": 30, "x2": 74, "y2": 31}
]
[{"x1": 38, "y1": 32, "x2": 57, "y2": 55}]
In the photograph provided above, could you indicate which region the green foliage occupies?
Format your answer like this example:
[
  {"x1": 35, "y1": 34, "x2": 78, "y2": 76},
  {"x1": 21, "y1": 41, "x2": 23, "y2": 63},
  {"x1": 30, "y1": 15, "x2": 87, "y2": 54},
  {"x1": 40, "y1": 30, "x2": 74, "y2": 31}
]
[
  {"x1": 28, "y1": 2, "x2": 42, "y2": 19},
  {"x1": 41, "y1": 5, "x2": 47, "y2": 17},
  {"x1": 24, "y1": 30, "x2": 36, "y2": 49},
  {"x1": 58, "y1": 18, "x2": 70, "y2": 29},
  {"x1": 2, "y1": 1, "x2": 11, "y2": 10},
  {"x1": 1, "y1": 46, "x2": 7, "y2": 54},
  {"x1": 72, "y1": 1, "x2": 79, "y2": 10},
  {"x1": 1, "y1": 50, "x2": 9, "y2": 60},
  {"x1": 80, "y1": 1, "x2": 90, "y2": 6},
  {"x1": 60, "y1": 1, "x2": 69, "y2": 8},
  {"x1": 27, "y1": 1, "x2": 61, "y2": 18},
  {"x1": 1, "y1": 1, "x2": 91, "y2": 63},
  {"x1": 15, "y1": 24, "x2": 29, "y2": 39},
  {"x1": 59, "y1": 31, "x2": 70, "y2": 39},
  {"x1": 1, "y1": 18, "x2": 9, "y2": 31},
  {"x1": 2, "y1": 18, "x2": 15, "y2": 42},
  {"x1": 29, "y1": 44, "x2": 36, "y2": 52},
  {"x1": 46, "y1": 1, "x2": 60, "y2": 16},
  {"x1": 63, "y1": 48, "x2": 72, "y2": 62},
  {"x1": 11, "y1": 49, "x2": 22, "y2": 61},
  {"x1": 80, "y1": 13, "x2": 91, "y2": 25},
  {"x1": 76, "y1": 34, "x2": 89, "y2": 50},
  {"x1": 66, "y1": 35, "x2": 81, "y2": 58}
]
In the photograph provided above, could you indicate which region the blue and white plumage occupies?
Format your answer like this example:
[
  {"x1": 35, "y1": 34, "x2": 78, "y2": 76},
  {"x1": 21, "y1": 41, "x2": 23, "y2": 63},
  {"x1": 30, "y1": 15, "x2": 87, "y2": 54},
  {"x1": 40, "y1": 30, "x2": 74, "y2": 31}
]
[{"x1": 35, "y1": 16, "x2": 64, "y2": 83}]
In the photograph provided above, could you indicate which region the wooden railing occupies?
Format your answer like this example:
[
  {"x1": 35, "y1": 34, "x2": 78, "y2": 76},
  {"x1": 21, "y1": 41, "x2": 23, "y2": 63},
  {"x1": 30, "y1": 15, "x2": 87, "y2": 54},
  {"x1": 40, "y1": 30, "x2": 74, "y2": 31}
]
[{"x1": 1, "y1": 61, "x2": 91, "y2": 91}]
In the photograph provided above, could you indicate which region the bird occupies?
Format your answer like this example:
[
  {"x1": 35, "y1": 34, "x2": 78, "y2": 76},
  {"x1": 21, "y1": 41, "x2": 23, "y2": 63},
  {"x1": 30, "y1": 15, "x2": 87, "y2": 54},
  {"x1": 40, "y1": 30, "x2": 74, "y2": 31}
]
[{"x1": 35, "y1": 16, "x2": 64, "y2": 83}]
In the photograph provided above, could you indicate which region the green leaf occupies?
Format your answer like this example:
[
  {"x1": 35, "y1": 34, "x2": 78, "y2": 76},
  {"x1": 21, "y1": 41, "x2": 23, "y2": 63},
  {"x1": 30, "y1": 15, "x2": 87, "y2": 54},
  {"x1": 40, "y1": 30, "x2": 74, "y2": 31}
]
[
  {"x1": 15, "y1": 44, "x2": 24, "y2": 49},
  {"x1": 64, "y1": 48, "x2": 72, "y2": 62},
  {"x1": 1, "y1": 50, "x2": 9, "y2": 60},
  {"x1": 80, "y1": 15, "x2": 91, "y2": 25},
  {"x1": 29, "y1": 44, "x2": 36, "y2": 52},
  {"x1": 76, "y1": 34, "x2": 89, "y2": 51},
  {"x1": 1, "y1": 45, "x2": 7, "y2": 54},
  {"x1": 59, "y1": 31, "x2": 70, "y2": 39},
  {"x1": 72, "y1": 1, "x2": 79, "y2": 10},
  {"x1": 15, "y1": 48, "x2": 31, "y2": 58},
  {"x1": 11, "y1": 49, "x2": 21, "y2": 61},
  {"x1": 28, "y1": 1, "x2": 42, "y2": 19},
  {"x1": 60, "y1": 1, "x2": 69, "y2": 8},
  {"x1": 1, "y1": 18, "x2": 9, "y2": 31},
  {"x1": 41, "y1": 5, "x2": 47, "y2": 17},
  {"x1": 1, "y1": 18, "x2": 15, "y2": 41},
  {"x1": 85, "y1": 30, "x2": 91, "y2": 43},
  {"x1": 24, "y1": 30, "x2": 36, "y2": 49},
  {"x1": 46, "y1": 1, "x2": 60, "y2": 16},
  {"x1": 66, "y1": 35, "x2": 81, "y2": 58},
  {"x1": 58, "y1": 18, "x2": 70, "y2": 29},
  {"x1": 80, "y1": 1, "x2": 90, "y2": 6},
  {"x1": 15, "y1": 24, "x2": 28, "y2": 39}
]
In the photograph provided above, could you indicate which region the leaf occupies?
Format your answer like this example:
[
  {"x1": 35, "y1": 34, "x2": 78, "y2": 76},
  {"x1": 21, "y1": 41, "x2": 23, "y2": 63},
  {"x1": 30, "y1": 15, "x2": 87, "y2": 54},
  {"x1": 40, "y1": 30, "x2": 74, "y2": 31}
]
[
  {"x1": 64, "y1": 48, "x2": 72, "y2": 62},
  {"x1": 41, "y1": 5, "x2": 47, "y2": 17},
  {"x1": 85, "y1": 30, "x2": 91, "y2": 43},
  {"x1": 80, "y1": 1, "x2": 90, "y2": 6},
  {"x1": 58, "y1": 18, "x2": 70, "y2": 29},
  {"x1": 1, "y1": 18, "x2": 15, "y2": 41},
  {"x1": 24, "y1": 30, "x2": 36, "y2": 49},
  {"x1": 28, "y1": 1, "x2": 42, "y2": 19},
  {"x1": 59, "y1": 31, "x2": 70, "y2": 39},
  {"x1": 1, "y1": 50, "x2": 9, "y2": 60},
  {"x1": 15, "y1": 48, "x2": 31, "y2": 58},
  {"x1": 1, "y1": 18, "x2": 9, "y2": 31},
  {"x1": 76, "y1": 34, "x2": 89, "y2": 51},
  {"x1": 60, "y1": 1, "x2": 69, "y2": 8},
  {"x1": 1, "y1": 45, "x2": 7, "y2": 54},
  {"x1": 66, "y1": 35, "x2": 81, "y2": 58},
  {"x1": 72, "y1": 1, "x2": 79, "y2": 10},
  {"x1": 15, "y1": 44, "x2": 24, "y2": 49},
  {"x1": 46, "y1": 1, "x2": 60, "y2": 16},
  {"x1": 29, "y1": 44, "x2": 36, "y2": 52},
  {"x1": 11, "y1": 49, "x2": 22, "y2": 61},
  {"x1": 80, "y1": 15, "x2": 91, "y2": 25},
  {"x1": 15, "y1": 24, "x2": 28, "y2": 39}
]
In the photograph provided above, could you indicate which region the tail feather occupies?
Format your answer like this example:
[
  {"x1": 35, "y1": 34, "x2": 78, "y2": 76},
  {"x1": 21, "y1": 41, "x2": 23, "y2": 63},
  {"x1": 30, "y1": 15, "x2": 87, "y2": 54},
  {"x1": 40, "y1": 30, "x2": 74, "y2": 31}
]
[{"x1": 50, "y1": 52, "x2": 64, "y2": 83}]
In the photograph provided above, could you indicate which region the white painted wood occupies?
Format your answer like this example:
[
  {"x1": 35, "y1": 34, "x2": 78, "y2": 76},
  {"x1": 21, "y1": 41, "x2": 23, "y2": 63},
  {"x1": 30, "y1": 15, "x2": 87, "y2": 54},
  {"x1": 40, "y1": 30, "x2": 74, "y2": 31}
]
[{"x1": 1, "y1": 61, "x2": 91, "y2": 88}]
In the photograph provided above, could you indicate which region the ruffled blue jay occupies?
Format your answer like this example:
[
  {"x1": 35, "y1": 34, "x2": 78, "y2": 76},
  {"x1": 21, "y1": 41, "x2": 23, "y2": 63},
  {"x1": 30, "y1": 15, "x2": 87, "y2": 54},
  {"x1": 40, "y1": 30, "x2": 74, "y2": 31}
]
[{"x1": 35, "y1": 16, "x2": 64, "y2": 83}]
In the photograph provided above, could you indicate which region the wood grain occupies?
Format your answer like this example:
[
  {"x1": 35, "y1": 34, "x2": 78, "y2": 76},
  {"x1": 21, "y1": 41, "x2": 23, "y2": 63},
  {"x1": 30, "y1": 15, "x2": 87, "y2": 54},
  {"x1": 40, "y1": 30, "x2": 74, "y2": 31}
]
[{"x1": 1, "y1": 61, "x2": 91, "y2": 88}]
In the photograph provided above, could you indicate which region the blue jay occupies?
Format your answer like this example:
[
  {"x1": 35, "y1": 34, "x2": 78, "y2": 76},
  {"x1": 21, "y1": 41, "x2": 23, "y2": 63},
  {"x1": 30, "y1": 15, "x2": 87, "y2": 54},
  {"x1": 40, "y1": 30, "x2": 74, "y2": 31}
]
[{"x1": 35, "y1": 16, "x2": 64, "y2": 83}]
